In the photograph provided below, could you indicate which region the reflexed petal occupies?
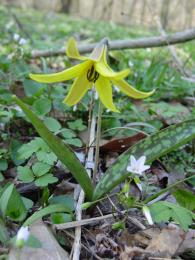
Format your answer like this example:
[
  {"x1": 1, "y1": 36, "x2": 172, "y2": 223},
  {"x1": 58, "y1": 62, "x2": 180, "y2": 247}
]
[
  {"x1": 95, "y1": 62, "x2": 130, "y2": 79},
  {"x1": 113, "y1": 79, "x2": 155, "y2": 99},
  {"x1": 66, "y1": 37, "x2": 88, "y2": 60},
  {"x1": 63, "y1": 73, "x2": 93, "y2": 106},
  {"x1": 95, "y1": 76, "x2": 119, "y2": 112},
  {"x1": 29, "y1": 61, "x2": 91, "y2": 83}
]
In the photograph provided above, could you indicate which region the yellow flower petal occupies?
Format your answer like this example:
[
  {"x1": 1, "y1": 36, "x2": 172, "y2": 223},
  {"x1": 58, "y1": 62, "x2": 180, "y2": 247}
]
[
  {"x1": 95, "y1": 44, "x2": 130, "y2": 79},
  {"x1": 113, "y1": 79, "x2": 155, "y2": 99},
  {"x1": 66, "y1": 37, "x2": 87, "y2": 61},
  {"x1": 95, "y1": 76, "x2": 119, "y2": 112},
  {"x1": 29, "y1": 61, "x2": 91, "y2": 83},
  {"x1": 95, "y1": 62, "x2": 130, "y2": 80},
  {"x1": 63, "y1": 73, "x2": 93, "y2": 106}
]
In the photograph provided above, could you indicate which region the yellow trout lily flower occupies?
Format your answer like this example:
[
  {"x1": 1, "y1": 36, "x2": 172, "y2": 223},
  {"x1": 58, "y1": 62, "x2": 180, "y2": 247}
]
[{"x1": 30, "y1": 38, "x2": 155, "y2": 112}]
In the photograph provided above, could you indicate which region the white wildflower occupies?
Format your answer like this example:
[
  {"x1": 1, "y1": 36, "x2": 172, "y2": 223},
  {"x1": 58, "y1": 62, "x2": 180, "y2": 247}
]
[
  {"x1": 126, "y1": 155, "x2": 150, "y2": 176},
  {"x1": 19, "y1": 38, "x2": 27, "y2": 45},
  {"x1": 142, "y1": 206, "x2": 153, "y2": 225},
  {"x1": 128, "y1": 61, "x2": 134, "y2": 67},
  {"x1": 13, "y1": 33, "x2": 20, "y2": 41},
  {"x1": 16, "y1": 226, "x2": 30, "y2": 248}
]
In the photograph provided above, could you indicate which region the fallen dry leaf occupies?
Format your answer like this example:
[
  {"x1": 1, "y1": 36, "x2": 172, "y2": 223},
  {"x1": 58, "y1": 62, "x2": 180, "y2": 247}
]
[
  {"x1": 146, "y1": 224, "x2": 185, "y2": 258},
  {"x1": 100, "y1": 133, "x2": 146, "y2": 154}
]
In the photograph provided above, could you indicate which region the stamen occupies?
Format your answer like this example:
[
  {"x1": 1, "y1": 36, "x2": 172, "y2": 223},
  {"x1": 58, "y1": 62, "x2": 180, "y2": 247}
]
[
  {"x1": 93, "y1": 71, "x2": 99, "y2": 83},
  {"x1": 87, "y1": 66, "x2": 99, "y2": 83}
]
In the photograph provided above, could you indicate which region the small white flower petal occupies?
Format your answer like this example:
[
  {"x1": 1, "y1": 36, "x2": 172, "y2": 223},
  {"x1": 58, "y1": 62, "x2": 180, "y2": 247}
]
[
  {"x1": 126, "y1": 166, "x2": 132, "y2": 172},
  {"x1": 13, "y1": 33, "x2": 20, "y2": 41},
  {"x1": 19, "y1": 38, "x2": 27, "y2": 45},
  {"x1": 127, "y1": 155, "x2": 150, "y2": 175},
  {"x1": 142, "y1": 165, "x2": 150, "y2": 172},
  {"x1": 137, "y1": 156, "x2": 146, "y2": 168},
  {"x1": 16, "y1": 226, "x2": 30, "y2": 242},
  {"x1": 130, "y1": 155, "x2": 136, "y2": 166},
  {"x1": 143, "y1": 206, "x2": 153, "y2": 225}
]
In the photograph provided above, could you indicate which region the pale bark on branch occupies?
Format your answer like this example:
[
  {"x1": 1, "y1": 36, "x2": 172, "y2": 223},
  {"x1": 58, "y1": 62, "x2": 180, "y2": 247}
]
[{"x1": 31, "y1": 28, "x2": 195, "y2": 58}]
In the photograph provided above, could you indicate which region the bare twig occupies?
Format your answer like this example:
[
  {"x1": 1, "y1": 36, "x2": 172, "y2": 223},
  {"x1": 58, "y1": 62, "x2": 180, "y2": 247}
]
[
  {"x1": 55, "y1": 208, "x2": 143, "y2": 230},
  {"x1": 65, "y1": 230, "x2": 102, "y2": 260},
  {"x1": 31, "y1": 28, "x2": 195, "y2": 58}
]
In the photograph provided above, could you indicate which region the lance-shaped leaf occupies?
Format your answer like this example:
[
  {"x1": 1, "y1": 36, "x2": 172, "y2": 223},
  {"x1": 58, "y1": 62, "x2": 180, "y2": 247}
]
[
  {"x1": 13, "y1": 96, "x2": 93, "y2": 200},
  {"x1": 23, "y1": 204, "x2": 72, "y2": 226},
  {"x1": 93, "y1": 119, "x2": 195, "y2": 200}
]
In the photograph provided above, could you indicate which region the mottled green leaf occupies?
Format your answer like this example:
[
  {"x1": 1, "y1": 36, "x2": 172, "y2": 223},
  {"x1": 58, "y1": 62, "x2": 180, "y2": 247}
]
[{"x1": 93, "y1": 119, "x2": 195, "y2": 200}]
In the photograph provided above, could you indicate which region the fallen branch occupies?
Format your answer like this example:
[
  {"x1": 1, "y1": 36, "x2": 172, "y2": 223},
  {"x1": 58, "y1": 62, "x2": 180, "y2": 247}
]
[{"x1": 31, "y1": 28, "x2": 195, "y2": 58}]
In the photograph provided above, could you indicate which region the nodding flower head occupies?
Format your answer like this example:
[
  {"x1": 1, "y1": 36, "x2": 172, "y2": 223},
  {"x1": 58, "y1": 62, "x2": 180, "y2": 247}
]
[{"x1": 30, "y1": 38, "x2": 155, "y2": 112}]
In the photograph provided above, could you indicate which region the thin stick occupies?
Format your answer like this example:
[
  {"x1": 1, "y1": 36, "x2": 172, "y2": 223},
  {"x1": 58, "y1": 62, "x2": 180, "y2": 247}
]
[
  {"x1": 31, "y1": 28, "x2": 195, "y2": 58},
  {"x1": 65, "y1": 230, "x2": 102, "y2": 260},
  {"x1": 72, "y1": 101, "x2": 96, "y2": 260},
  {"x1": 55, "y1": 208, "x2": 143, "y2": 230},
  {"x1": 93, "y1": 101, "x2": 103, "y2": 182}
]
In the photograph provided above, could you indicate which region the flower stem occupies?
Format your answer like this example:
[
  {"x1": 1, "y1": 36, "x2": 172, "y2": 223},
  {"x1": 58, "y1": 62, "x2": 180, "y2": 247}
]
[
  {"x1": 93, "y1": 100, "x2": 103, "y2": 183},
  {"x1": 72, "y1": 90, "x2": 96, "y2": 260}
]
